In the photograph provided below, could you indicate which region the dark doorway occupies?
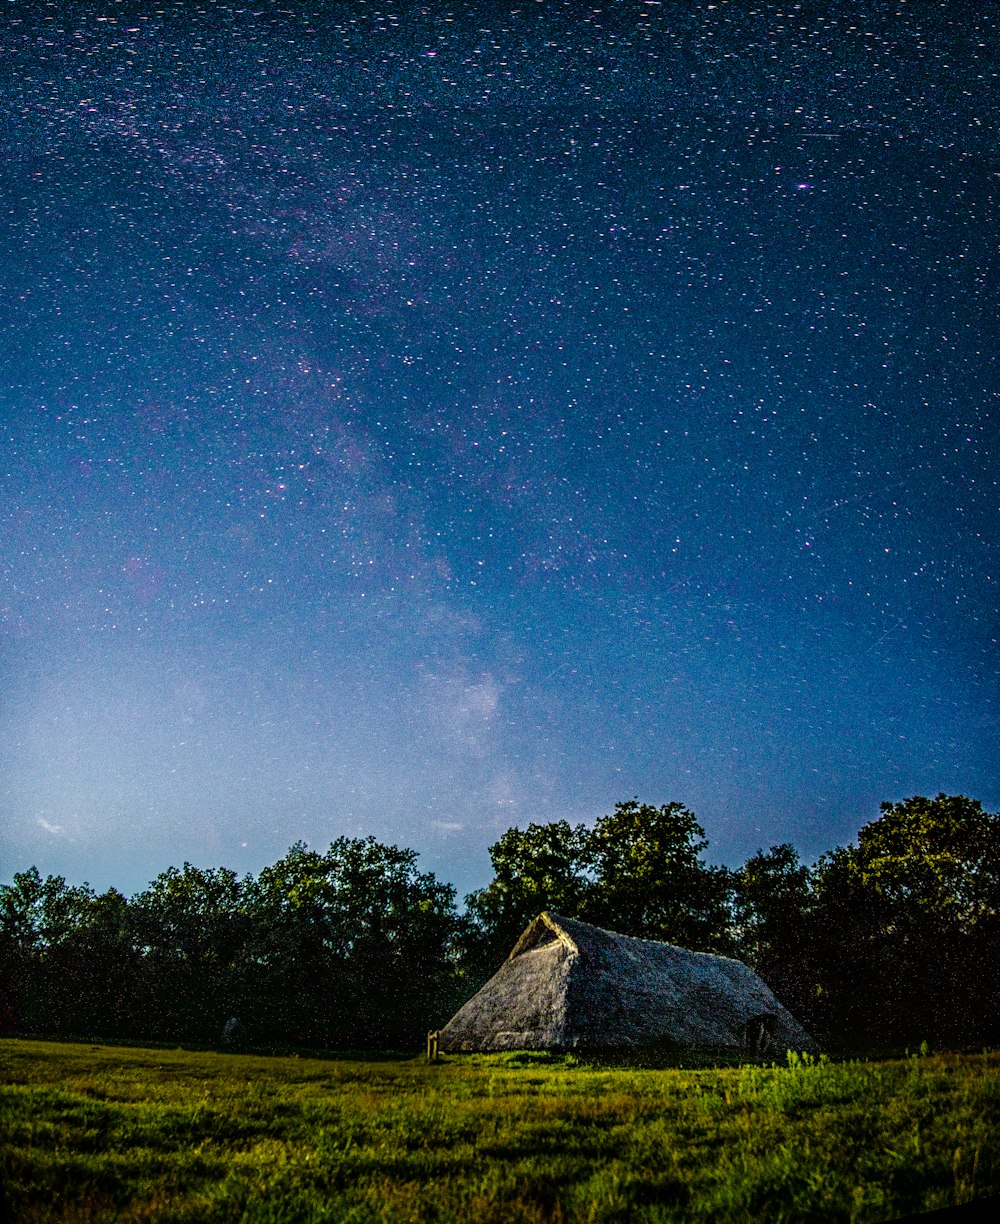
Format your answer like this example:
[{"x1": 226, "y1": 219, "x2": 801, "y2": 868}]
[{"x1": 742, "y1": 1013, "x2": 777, "y2": 1056}]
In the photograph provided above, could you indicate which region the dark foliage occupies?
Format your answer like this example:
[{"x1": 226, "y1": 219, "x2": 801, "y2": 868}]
[
  {"x1": 809, "y1": 794, "x2": 1000, "y2": 1047},
  {"x1": 462, "y1": 800, "x2": 736, "y2": 980},
  {"x1": 0, "y1": 838, "x2": 460, "y2": 1050},
  {"x1": 585, "y1": 800, "x2": 735, "y2": 954},
  {"x1": 731, "y1": 844, "x2": 819, "y2": 1030},
  {"x1": 463, "y1": 794, "x2": 1000, "y2": 1049},
  {"x1": 1, "y1": 794, "x2": 997, "y2": 1050}
]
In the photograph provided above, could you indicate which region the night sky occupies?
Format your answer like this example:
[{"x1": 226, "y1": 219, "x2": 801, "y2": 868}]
[{"x1": 2, "y1": 1, "x2": 996, "y2": 904}]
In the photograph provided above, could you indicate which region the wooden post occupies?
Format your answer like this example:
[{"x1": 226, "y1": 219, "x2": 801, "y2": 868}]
[{"x1": 426, "y1": 1030, "x2": 440, "y2": 1063}]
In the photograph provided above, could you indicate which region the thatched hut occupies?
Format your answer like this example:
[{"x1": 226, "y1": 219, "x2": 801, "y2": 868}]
[{"x1": 439, "y1": 911, "x2": 815, "y2": 1056}]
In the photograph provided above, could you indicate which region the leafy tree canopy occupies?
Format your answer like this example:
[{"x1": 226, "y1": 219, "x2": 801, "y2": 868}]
[
  {"x1": 0, "y1": 867, "x2": 101, "y2": 951},
  {"x1": 732, "y1": 843, "x2": 813, "y2": 961},
  {"x1": 810, "y1": 794, "x2": 1000, "y2": 1046},
  {"x1": 587, "y1": 800, "x2": 733, "y2": 951},
  {"x1": 464, "y1": 820, "x2": 592, "y2": 953},
  {"x1": 3, "y1": 794, "x2": 997, "y2": 1049},
  {"x1": 817, "y1": 793, "x2": 1000, "y2": 933},
  {"x1": 466, "y1": 800, "x2": 734, "y2": 956},
  {"x1": 131, "y1": 863, "x2": 248, "y2": 961}
]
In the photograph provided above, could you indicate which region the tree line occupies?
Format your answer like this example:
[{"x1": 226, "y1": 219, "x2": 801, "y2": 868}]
[{"x1": 1, "y1": 794, "x2": 997, "y2": 1052}]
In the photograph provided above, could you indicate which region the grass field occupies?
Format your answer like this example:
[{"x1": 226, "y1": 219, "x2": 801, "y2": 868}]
[{"x1": 1, "y1": 1038, "x2": 998, "y2": 1222}]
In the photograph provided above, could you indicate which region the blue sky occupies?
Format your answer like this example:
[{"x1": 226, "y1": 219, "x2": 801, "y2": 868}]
[{"x1": 2, "y1": 0, "x2": 996, "y2": 903}]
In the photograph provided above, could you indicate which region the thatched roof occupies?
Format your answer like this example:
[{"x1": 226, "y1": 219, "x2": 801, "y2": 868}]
[{"x1": 439, "y1": 911, "x2": 815, "y2": 1054}]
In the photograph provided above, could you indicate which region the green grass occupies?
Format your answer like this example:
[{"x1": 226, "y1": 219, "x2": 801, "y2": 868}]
[{"x1": 1, "y1": 1038, "x2": 998, "y2": 1222}]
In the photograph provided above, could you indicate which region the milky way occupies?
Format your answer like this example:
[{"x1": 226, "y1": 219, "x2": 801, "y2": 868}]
[{"x1": 1, "y1": 1, "x2": 996, "y2": 900}]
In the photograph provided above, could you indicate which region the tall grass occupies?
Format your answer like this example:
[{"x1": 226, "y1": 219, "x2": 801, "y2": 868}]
[{"x1": 2, "y1": 1038, "x2": 997, "y2": 1221}]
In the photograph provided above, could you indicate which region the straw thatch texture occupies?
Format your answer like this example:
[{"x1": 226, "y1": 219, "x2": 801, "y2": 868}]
[{"x1": 439, "y1": 911, "x2": 815, "y2": 1055}]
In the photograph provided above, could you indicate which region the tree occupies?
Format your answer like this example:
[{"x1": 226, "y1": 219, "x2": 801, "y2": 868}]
[
  {"x1": 130, "y1": 863, "x2": 252, "y2": 1042},
  {"x1": 465, "y1": 801, "x2": 735, "y2": 966},
  {"x1": 0, "y1": 868, "x2": 101, "y2": 1033},
  {"x1": 732, "y1": 843, "x2": 817, "y2": 1026},
  {"x1": 587, "y1": 800, "x2": 734, "y2": 952},
  {"x1": 0, "y1": 869, "x2": 142, "y2": 1037},
  {"x1": 463, "y1": 820, "x2": 593, "y2": 976},
  {"x1": 248, "y1": 837, "x2": 458, "y2": 1048},
  {"x1": 0, "y1": 868, "x2": 49, "y2": 1031},
  {"x1": 0, "y1": 866, "x2": 95, "y2": 951},
  {"x1": 812, "y1": 794, "x2": 1000, "y2": 1046}
]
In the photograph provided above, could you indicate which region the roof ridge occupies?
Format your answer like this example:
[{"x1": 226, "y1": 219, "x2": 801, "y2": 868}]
[
  {"x1": 508, "y1": 910, "x2": 579, "y2": 959},
  {"x1": 539, "y1": 911, "x2": 749, "y2": 966}
]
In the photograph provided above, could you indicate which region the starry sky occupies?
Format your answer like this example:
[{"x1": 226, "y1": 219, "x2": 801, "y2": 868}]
[{"x1": 1, "y1": 0, "x2": 996, "y2": 904}]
